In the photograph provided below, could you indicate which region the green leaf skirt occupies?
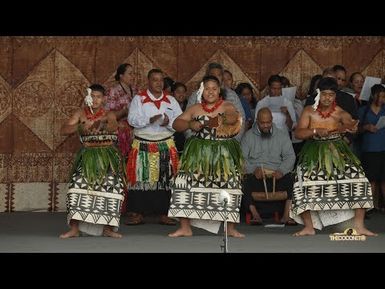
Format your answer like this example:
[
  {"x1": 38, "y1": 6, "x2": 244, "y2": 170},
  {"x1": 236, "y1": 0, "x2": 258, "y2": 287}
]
[
  {"x1": 179, "y1": 137, "x2": 244, "y2": 181},
  {"x1": 298, "y1": 138, "x2": 362, "y2": 179},
  {"x1": 71, "y1": 145, "x2": 126, "y2": 187}
]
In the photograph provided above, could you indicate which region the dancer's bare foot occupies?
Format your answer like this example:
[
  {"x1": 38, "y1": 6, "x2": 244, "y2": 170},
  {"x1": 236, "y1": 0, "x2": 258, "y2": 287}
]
[
  {"x1": 354, "y1": 226, "x2": 377, "y2": 236},
  {"x1": 293, "y1": 227, "x2": 315, "y2": 237},
  {"x1": 59, "y1": 229, "x2": 79, "y2": 239},
  {"x1": 103, "y1": 228, "x2": 122, "y2": 238},
  {"x1": 168, "y1": 228, "x2": 193, "y2": 237},
  {"x1": 227, "y1": 228, "x2": 245, "y2": 238}
]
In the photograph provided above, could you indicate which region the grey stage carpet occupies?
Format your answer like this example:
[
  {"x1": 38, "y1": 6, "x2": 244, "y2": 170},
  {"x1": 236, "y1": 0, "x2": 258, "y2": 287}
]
[{"x1": 0, "y1": 212, "x2": 384, "y2": 253}]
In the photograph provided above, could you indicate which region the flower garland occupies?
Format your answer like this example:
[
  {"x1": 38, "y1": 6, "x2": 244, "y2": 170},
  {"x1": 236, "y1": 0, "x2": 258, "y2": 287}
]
[
  {"x1": 201, "y1": 97, "x2": 224, "y2": 113},
  {"x1": 316, "y1": 100, "x2": 336, "y2": 118}
]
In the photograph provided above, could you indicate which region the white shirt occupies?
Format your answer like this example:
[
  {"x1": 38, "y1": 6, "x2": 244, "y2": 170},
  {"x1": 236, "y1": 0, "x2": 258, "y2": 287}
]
[
  {"x1": 128, "y1": 90, "x2": 182, "y2": 141},
  {"x1": 254, "y1": 95, "x2": 297, "y2": 131}
]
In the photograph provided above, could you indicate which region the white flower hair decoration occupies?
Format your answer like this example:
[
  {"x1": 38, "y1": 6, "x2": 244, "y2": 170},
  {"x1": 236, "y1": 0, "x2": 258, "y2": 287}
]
[
  {"x1": 84, "y1": 88, "x2": 94, "y2": 114},
  {"x1": 312, "y1": 88, "x2": 321, "y2": 111},
  {"x1": 196, "y1": 81, "x2": 204, "y2": 104}
]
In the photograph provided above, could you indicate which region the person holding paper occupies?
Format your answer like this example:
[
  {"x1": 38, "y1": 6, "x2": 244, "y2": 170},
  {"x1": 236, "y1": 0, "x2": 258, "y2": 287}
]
[
  {"x1": 254, "y1": 75, "x2": 296, "y2": 132},
  {"x1": 126, "y1": 69, "x2": 182, "y2": 226},
  {"x1": 291, "y1": 77, "x2": 375, "y2": 237},
  {"x1": 359, "y1": 84, "x2": 385, "y2": 211}
]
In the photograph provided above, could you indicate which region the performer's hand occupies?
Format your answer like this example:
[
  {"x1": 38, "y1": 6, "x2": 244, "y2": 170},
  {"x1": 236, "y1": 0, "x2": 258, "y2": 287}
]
[
  {"x1": 342, "y1": 119, "x2": 359, "y2": 133},
  {"x1": 150, "y1": 114, "x2": 162, "y2": 124},
  {"x1": 160, "y1": 113, "x2": 169, "y2": 126},
  {"x1": 106, "y1": 119, "x2": 118, "y2": 132},
  {"x1": 315, "y1": 128, "x2": 329, "y2": 137},
  {"x1": 81, "y1": 119, "x2": 95, "y2": 132},
  {"x1": 99, "y1": 120, "x2": 108, "y2": 131},
  {"x1": 254, "y1": 167, "x2": 264, "y2": 179},
  {"x1": 335, "y1": 120, "x2": 358, "y2": 134},
  {"x1": 273, "y1": 170, "x2": 283, "y2": 180},
  {"x1": 189, "y1": 120, "x2": 203, "y2": 132}
]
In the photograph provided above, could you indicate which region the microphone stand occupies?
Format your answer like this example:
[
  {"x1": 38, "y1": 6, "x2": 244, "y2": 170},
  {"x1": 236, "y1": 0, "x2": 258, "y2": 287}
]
[{"x1": 221, "y1": 198, "x2": 229, "y2": 253}]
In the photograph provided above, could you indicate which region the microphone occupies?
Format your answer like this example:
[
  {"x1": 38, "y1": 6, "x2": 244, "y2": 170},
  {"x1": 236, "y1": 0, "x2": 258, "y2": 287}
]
[
  {"x1": 219, "y1": 189, "x2": 230, "y2": 253},
  {"x1": 219, "y1": 190, "x2": 230, "y2": 205}
]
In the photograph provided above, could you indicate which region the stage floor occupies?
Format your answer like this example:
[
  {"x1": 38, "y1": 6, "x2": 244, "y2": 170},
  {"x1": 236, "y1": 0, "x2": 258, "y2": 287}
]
[{"x1": 0, "y1": 212, "x2": 384, "y2": 253}]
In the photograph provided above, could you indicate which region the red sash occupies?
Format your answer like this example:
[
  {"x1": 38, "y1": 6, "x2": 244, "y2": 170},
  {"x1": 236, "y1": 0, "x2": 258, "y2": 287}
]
[{"x1": 140, "y1": 90, "x2": 170, "y2": 109}]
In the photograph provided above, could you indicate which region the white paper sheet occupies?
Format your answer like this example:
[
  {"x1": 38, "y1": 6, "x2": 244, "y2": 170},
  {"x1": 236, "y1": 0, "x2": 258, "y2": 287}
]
[
  {"x1": 376, "y1": 116, "x2": 385, "y2": 129},
  {"x1": 282, "y1": 86, "x2": 297, "y2": 102},
  {"x1": 360, "y1": 76, "x2": 382, "y2": 101},
  {"x1": 268, "y1": 96, "x2": 285, "y2": 112}
]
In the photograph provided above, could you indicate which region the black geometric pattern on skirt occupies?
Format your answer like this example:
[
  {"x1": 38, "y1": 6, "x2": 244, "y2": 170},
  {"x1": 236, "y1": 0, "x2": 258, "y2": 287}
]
[
  {"x1": 66, "y1": 167, "x2": 124, "y2": 228},
  {"x1": 168, "y1": 171, "x2": 243, "y2": 223},
  {"x1": 292, "y1": 163, "x2": 373, "y2": 216},
  {"x1": 195, "y1": 115, "x2": 217, "y2": 140}
]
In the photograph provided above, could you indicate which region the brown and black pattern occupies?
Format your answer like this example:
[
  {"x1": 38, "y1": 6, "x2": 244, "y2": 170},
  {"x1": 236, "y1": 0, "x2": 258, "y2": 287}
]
[{"x1": 1, "y1": 36, "x2": 385, "y2": 212}]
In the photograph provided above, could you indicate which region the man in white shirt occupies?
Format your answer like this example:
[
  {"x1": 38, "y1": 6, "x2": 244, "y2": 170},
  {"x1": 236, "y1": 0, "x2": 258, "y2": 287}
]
[{"x1": 125, "y1": 69, "x2": 182, "y2": 226}]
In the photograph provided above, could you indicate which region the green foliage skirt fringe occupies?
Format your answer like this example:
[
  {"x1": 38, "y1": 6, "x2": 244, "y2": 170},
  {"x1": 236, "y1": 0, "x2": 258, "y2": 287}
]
[
  {"x1": 298, "y1": 138, "x2": 362, "y2": 179},
  {"x1": 179, "y1": 137, "x2": 244, "y2": 181},
  {"x1": 71, "y1": 146, "x2": 126, "y2": 187}
]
